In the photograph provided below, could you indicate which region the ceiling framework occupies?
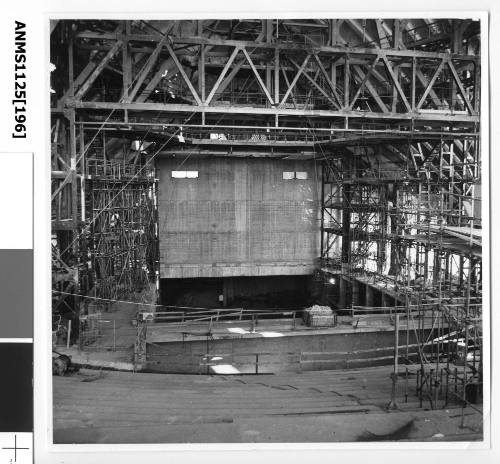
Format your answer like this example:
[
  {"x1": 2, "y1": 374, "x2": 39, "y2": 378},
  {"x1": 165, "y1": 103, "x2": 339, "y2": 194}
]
[{"x1": 51, "y1": 19, "x2": 479, "y2": 144}]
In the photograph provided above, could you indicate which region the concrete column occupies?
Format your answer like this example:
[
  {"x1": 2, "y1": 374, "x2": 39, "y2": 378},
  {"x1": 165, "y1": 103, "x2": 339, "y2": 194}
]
[
  {"x1": 351, "y1": 280, "x2": 360, "y2": 307},
  {"x1": 366, "y1": 285, "x2": 375, "y2": 307},
  {"x1": 222, "y1": 278, "x2": 234, "y2": 307},
  {"x1": 338, "y1": 276, "x2": 347, "y2": 309},
  {"x1": 381, "y1": 292, "x2": 391, "y2": 308}
]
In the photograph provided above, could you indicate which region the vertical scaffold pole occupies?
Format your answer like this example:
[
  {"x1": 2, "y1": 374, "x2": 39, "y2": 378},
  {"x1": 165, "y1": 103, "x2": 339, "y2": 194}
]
[{"x1": 388, "y1": 313, "x2": 400, "y2": 409}]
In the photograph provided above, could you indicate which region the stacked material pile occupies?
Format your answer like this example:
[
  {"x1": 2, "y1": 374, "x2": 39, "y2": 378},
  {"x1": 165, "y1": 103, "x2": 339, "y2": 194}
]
[{"x1": 303, "y1": 305, "x2": 336, "y2": 327}]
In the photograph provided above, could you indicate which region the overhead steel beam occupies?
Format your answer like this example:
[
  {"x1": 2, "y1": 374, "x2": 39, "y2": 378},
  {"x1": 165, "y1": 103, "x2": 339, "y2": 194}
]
[
  {"x1": 287, "y1": 57, "x2": 340, "y2": 109},
  {"x1": 241, "y1": 48, "x2": 275, "y2": 105},
  {"x1": 313, "y1": 54, "x2": 343, "y2": 108},
  {"x1": 342, "y1": 22, "x2": 445, "y2": 108},
  {"x1": 73, "y1": 40, "x2": 123, "y2": 100},
  {"x1": 349, "y1": 56, "x2": 381, "y2": 109},
  {"x1": 135, "y1": 58, "x2": 176, "y2": 103},
  {"x1": 416, "y1": 58, "x2": 446, "y2": 110},
  {"x1": 67, "y1": 99, "x2": 479, "y2": 123},
  {"x1": 205, "y1": 46, "x2": 240, "y2": 105},
  {"x1": 279, "y1": 54, "x2": 311, "y2": 106},
  {"x1": 352, "y1": 65, "x2": 388, "y2": 113},
  {"x1": 375, "y1": 20, "x2": 391, "y2": 48},
  {"x1": 210, "y1": 58, "x2": 246, "y2": 103},
  {"x1": 381, "y1": 55, "x2": 411, "y2": 112},
  {"x1": 75, "y1": 31, "x2": 479, "y2": 61},
  {"x1": 165, "y1": 42, "x2": 202, "y2": 105},
  {"x1": 447, "y1": 60, "x2": 475, "y2": 114},
  {"x1": 128, "y1": 34, "x2": 169, "y2": 102}
]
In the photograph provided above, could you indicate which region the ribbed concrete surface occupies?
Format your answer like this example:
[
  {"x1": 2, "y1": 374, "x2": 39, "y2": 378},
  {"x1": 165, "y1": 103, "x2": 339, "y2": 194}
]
[
  {"x1": 53, "y1": 366, "x2": 483, "y2": 444},
  {"x1": 157, "y1": 157, "x2": 320, "y2": 278}
]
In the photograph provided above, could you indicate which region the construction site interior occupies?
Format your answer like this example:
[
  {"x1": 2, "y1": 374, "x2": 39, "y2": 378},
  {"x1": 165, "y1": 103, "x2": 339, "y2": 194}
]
[{"x1": 50, "y1": 18, "x2": 483, "y2": 443}]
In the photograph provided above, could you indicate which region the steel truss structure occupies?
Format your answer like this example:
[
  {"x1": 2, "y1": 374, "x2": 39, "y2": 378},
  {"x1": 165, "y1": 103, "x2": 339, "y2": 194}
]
[{"x1": 51, "y1": 19, "x2": 479, "y2": 141}]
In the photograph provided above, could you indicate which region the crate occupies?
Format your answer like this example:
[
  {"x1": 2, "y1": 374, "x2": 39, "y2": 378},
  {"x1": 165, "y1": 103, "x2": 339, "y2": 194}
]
[
  {"x1": 308, "y1": 314, "x2": 337, "y2": 327},
  {"x1": 303, "y1": 305, "x2": 336, "y2": 327}
]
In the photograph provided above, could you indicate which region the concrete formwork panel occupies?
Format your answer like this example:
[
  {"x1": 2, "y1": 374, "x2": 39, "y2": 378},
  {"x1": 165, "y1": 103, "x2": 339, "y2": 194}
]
[{"x1": 157, "y1": 157, "x2": 320, "y2": 278}]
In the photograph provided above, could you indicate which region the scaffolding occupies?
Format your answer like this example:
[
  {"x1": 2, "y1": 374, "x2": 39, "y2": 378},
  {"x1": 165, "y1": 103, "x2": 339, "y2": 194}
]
[
  {"x1": 84, "y1": 151, "x2": 159, "y2": 304},
  {"x1": 320, "y1": 137, "x2": 482, "y2": 411}
]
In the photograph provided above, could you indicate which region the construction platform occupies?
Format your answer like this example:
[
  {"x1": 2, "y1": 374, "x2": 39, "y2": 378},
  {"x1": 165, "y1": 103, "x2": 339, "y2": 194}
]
[{"x1": 145, "y1": 314, "x2": 439, "y2": 374}]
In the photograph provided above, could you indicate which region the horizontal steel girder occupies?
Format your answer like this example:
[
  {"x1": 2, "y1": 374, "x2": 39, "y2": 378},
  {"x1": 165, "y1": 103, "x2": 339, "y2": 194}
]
[{"x1": 66, "y1": 100, "x2": 479, "y2": 123}]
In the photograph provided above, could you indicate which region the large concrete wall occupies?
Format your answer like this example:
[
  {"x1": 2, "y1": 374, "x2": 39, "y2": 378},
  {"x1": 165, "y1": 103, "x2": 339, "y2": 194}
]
[{"x1": 157, "y1": 157, "x2": 320, "y2": 278}]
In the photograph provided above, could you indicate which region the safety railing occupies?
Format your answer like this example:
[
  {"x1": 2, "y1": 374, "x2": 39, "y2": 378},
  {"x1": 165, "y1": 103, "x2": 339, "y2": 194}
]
[
  {"x1": 142, "y1": 307, "x2": 305, "y2": 324},
  {"x1": 86, "y1": 158, "x2": 156, "y2": 180}
]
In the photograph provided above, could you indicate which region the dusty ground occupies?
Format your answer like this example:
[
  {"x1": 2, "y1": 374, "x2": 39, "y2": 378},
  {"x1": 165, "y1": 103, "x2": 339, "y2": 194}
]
[{"x1": 53, "y1": 365, "x2": 483, "y2": 444}]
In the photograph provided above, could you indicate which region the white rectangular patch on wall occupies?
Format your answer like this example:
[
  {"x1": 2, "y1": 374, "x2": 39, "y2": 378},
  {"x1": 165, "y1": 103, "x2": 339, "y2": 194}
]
[
  {"x1": 283, "y1": 171, "x2": 308, "y2": 180},
  {"x1": 172, "y1": 171, "x2": 199, "y2": 179}
]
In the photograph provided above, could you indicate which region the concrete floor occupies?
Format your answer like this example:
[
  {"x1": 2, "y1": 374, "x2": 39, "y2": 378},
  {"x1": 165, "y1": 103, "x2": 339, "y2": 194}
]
[{"x1": 53, "y1": 365, "x2": 483, "y2": 444}]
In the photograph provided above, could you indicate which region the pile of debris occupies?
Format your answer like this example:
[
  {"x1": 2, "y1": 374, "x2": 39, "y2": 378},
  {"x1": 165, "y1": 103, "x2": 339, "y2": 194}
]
[{"x1": 303, "y1": 305, "x2": 337, "y2": 327}]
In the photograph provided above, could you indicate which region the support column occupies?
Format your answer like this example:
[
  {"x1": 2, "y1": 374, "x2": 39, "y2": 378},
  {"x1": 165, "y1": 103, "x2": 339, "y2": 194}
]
[
  {"x1": 388, "y1": 183, "x2": 399, "y2": 275},
  {"x1": 341, "y1": 184, "x2": 351, "y2": 266},
  {"x1": 223, "y1": 278, "x2": 234, "y2": 307},
  {"x1": 338, "y1": 275, "x2": 347, "y2": 309},
  {"x1": 351, "y1": 280, "x2": 360, "y2": 306},
  {"x1": 382, "y1": 292, "x2": 392, "y2": 308},
  {"x1": 366, "y1": 285, "x2": 375, "y2": 307},
  {"x1": 122, "y1": 21, "x2": 131, "y2": 102},
  {"x1": 340, "y1": 169, "x2": 351, "y2": 309},
  {"x1": 392, "y1": 19, "x2": 402, "y2": 49},
  {"x1": 450, "y1": 20, "x2": 462, "y2": 110}
]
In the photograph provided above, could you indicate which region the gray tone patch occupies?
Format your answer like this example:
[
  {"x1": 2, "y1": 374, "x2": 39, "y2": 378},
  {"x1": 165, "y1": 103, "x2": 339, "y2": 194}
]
[{"x1": 0, "y1": 249, "x2": 33, "y2": 338}]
